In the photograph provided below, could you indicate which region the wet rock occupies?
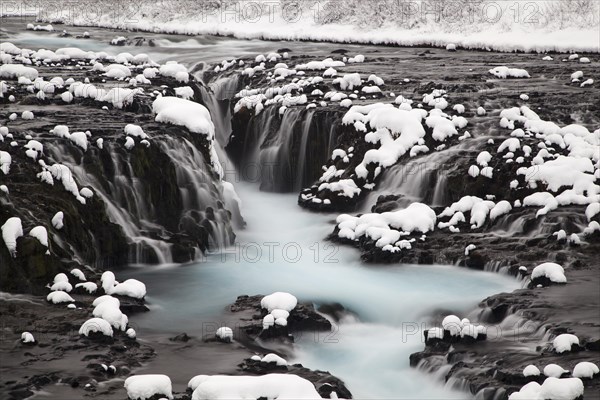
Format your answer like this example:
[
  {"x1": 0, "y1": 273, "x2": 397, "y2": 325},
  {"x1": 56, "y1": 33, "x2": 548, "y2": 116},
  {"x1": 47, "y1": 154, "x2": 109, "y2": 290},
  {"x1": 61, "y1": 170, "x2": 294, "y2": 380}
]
[{"x1": 169, "y1": 333, "x2": 191, "y2": 342}]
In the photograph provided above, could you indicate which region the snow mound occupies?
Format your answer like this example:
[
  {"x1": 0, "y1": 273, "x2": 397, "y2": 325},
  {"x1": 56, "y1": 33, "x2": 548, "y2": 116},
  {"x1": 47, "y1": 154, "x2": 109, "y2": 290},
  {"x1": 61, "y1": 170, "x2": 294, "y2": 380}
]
[
  {"x1": 261, "y1": 292, "x2": 297, "y2": 312},
  {"x1": 2, "y1": 217, "x2": 23, "y2": 257},
  {"x1": 190, "y1": 374, "x2": 320, "y2": 400},
  {"x1": 21, "y1": 332, "x2": 35, "y2": 343},
  {"x1": 543, "y1": 363, "x2": 568, "y2": 378},
  {"x1": 531, "y1": 262, "x2": 567, "y2": 284},
  {"x1": 523, "y1": 365, "x2": 540, "y2": 377},
  {"x1": 47, "y1": 291, "x2": 75, "y2": 304},
  {"x1": 572, "y1": 362, "x2": 599, "y2": 379},
  {"x1": 552, "y1": 333, "x2": 579, "y2": 353},
  {"x1": 124, "y1": 374, "x2": 173, "y2": 400},
  {"x1": 489, "y1": 66, "x2": 530, "y2": 79},
  {"x1": 216, "y1": 327, "x2": 233, "y2": 342},
  {"x1": 79, "y1": 318, "x2": 114, "y2": 337},
  {"x1": 261, "y1": 353, "x2": 287, "y2": 366}
]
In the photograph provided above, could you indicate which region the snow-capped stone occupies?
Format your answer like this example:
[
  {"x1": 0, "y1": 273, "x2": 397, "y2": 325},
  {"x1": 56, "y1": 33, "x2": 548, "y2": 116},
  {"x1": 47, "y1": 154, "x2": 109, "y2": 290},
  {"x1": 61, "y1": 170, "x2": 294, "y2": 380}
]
[
  {"x1": 1, "y1": 217, "x2": 23, "y2": 256},
  {"x1": 552, "y1": 333, "x2": 579, "y2": 353},
  {"x1": 489, "y1": 66, "x2": 530, "y2": 79},
  {"x1": 124, "y1": 374, "x2": 173, "y2": 400},
  {"x1": 572, "y1": 362, "x2": 599, "y2": 379},
  {"x1": 531, "y1": 262, "x2": 567, "y2": 284},
  {"x1": 79, "y1": 318, "x2": 113, "y2": 337},
  {"x1": 70, "y1": 268, "x2": 86, "y2": 281},
  {"x1": 75, "y1": 282, "x2": 97, "y2": 294},
  {"x1": 261, "y1": 353, "x2": 287, "y2": 366},
  {"x1": 543, "y1": 363, "x2": 568, "y2": 378},
  {"x1": 261, "y1": 292, "x2": 297, "y2": 312},
  {"x1": 126, "y1": 328, "x2": 137, "y2": 339},
  {"x1": 21, "y1": 332, "x2": 35, "y2": 343},
  {"x1": 47, "y1": 291, "x2": 75, "y2": 304},
  {"x1": 216, "y1": 327, "x2": 233, "y2": 342},
  {"x1": 442, "y1": 315, "x2": 462, "y2": 336},
  {"x1": 523, "y1": 365, "x2": 541, "y2": 377},
  {"x1": 29, "y1": 226, "x2": 48, "y2": 247},
  {"x1": 52, "y1": 211, "x2": 64, "y2": 229},
  {"x1": 189, "y1": 374, "x2": 320, "y2": 400}
]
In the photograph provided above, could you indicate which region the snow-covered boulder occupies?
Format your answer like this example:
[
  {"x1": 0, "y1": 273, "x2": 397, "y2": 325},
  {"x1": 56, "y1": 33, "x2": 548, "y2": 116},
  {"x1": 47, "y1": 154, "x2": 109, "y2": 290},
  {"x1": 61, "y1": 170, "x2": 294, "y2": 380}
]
[
  {"x1": 261, "y1": 292, "x2": 297, "y2": 312},
  {"x1": 552, "y1": 333, "x2": 580, "y2": 353},
  {"x1": 523, "y1": 364, "x2": 540, "y2": 377},
  {"x1": 572, "y1": 361, "x2": 599, "y2": 379},
  {"x1": 2, "y1": 217, "x2": 23, "y2": 256},
  {"x1": 190, "y1": 374, "x2": 320, "y2": 400},
  {"x1": 21, "y1": 331, "x2": 35, "y2": 344},
  {"x1": 531, "y1": 262, "x2": 567, "y2": 285},
  {"x1": 79, "y1": 318, "x2": 114, "y2": 337},
  {"x1": 261, "y1": 353, "x2": 287, "y2": 366},
  {"x1": 543, "y1": 363, "x2": 568, "y2": 378},
  {"x1": 47, "y1": 291, "x2": 75, "y2": 304},
  {"x1": 216, "y1": 327, "x2": 233, "y2": 342},
  {"x1": 124, "y1": 374, "x2": 173, "y2": 400}
]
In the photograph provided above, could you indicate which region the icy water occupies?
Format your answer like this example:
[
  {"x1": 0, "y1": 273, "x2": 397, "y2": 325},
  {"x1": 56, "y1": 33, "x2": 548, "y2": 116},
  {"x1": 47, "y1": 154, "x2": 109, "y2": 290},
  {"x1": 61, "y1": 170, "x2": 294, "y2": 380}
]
[{"x1": 126, "y1": 182, "x2": 520, "y2": 399}]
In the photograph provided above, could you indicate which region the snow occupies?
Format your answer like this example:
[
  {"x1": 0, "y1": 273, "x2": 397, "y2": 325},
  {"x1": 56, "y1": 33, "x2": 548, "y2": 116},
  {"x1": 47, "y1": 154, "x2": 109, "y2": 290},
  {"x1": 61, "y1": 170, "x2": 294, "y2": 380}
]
[
  {"x1": 489, "y1": 66, "x2": 530, "y2": 79},
  {"x1": 21, "y1": 332, "x2": 35, "y2": 343},
  {"x1": 70, "y1": 268, "x2": 86, "y2": 281},
  {"x1": 160, "y1": 62, "x2": 189, "y2": 83},
  {"x1": 544, "y1": 363, "x2": 568, "y2": 378},
  {"x1": 441, "y1": 315, "x2": 462, "y2": 336},
  {"x1": 69, "y1": 131, "x2": 88, "y2": 151},
  {"x1": 468, "y1": 165, "x2": 480, "y2": 178},
  {"x1": 336, "y1": 202, "x2": 436, "y2": 248},
  {"x1": 1, "y1": 151, "x2": 11, "y2": 174},
  {"x1": 216, "y1": 327, "x2": 233, "y2": 341},
  {"x1": 29, "y1": 226, "x2": 48, "y2": 247},
  {"x1": 531, "y1": 262, "x2": 567, "y2": 284},
  {"x1": 124, "y1": 124, "x2": 148, "y2": 139},
  {"x1": 540, "y1": 377, "x2": 584, "y2": 400},
  {"x1": 50, "y1": 280, "x2": 72, "y2": 292},
  {"x1": 572, "y1": 362, "x2": 599, "y2": 379},
  {"x1": 125, "y1": 137, "x2": 135, "y2": 150},
  {"x1": 2, "y1": 217, "x2": 23, "y2": 256},
  {"x1": 174, "y1": 86, "x2": 194, "y2": 100},
  {"x1": 427, "y1": 327, "x2": 444, "y2": 340},
  {"x1": 508, "y1": 382, "x2": 543, "y2": 400},
  {"x1": 585, "y1": 203, "x2": 600, "y2": 220},
  {"x1": 110, "y1": 279, "x2": 147, "y2": 299},
  {"x1": 124, "y1": 374, "x2": 173, "y2": 400},
  {"x1": 52, "y1": 211, "x2": 64, "y2": 229},
  {"x1": 75, "y1": 282, "x2": 97, "y2": 294},
  {"x1": 153, "y1": 96, "x2": 215, "y2": 140},
  {"x1": 523, "y1": 365, "x2": 541, "y2": 377},
  {"x1": 126, "y1": 328, "x2": 137, "y2": 339},
  {"x1": 190, "y1": 374, "x2": 320, "y2": 400},
  {"x1": 93, "y1": 299, "x2": 128, "y2": 330},
  {"x1": 552, "y1": 333, "x2": 579, "y2": 353},
  {"x1": 261, "y1": 353, "x2": 287, "y2": 366},
  {"x1": 47, "y1": 291, "x2": 75, "y2": 304},
  {"x1": 446, "y1": 43, "x2": 456, "y2": 51},
  {"x1": 101, "y1": 271, "x2": 116, "y2": 293},
  {"x1": 261, "y1": 292, "x2": 297, "y2": 312},
  {"x1": 464, "y1": 244, "x2": 476, "y2": 256},
  {"x1": 0, "y1": 64, "x2": 39, "y2": 80}
]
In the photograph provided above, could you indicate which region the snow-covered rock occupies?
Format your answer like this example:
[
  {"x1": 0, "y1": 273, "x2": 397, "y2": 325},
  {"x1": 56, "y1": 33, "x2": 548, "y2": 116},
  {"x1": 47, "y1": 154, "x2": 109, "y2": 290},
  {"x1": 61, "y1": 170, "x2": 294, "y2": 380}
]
[
  {"x1": 1, "y1": 217, "x2": 23, "y2": 256},
  {"x1": 216, "y1": 327, "x2": 233, "y2": 342},
  {"x1": 523, "y1": 365, "x2": 540, "y2": 377},
  {"x1": 543, "y1": 363, "x2": 568, "y2": 378},
  {"x1": 531, "y1": 262, "x2": 567, "y2": 284},
  {"x1": 47, "y1": 291, "x2": 75, "y2": 304},
  {"x1": 21, "y1": 331, "x2": 35, "y2": 343},
  {"x1": 189, "y1": 374, "x2": 320, "y2": 400},
  {"x1": 552, "y1": 333, "x2": 579, "y2": 353},
  {"x1": 79, "y1": 318, "x2": 114, "y2": 337},
  {"x1": 572, "y1": 361, "x2": 599, "y2": 379},
  {"x1": 124, "y1": 374, "x2": 173, "y2": 400}
]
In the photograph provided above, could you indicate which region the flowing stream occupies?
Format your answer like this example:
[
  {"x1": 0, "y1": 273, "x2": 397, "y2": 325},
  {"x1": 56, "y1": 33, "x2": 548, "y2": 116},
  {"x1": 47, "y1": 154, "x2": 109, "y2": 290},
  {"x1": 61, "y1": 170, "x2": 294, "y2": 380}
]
[{"x1": 125, "y1": 182, "x2": 520, "y2": 399}]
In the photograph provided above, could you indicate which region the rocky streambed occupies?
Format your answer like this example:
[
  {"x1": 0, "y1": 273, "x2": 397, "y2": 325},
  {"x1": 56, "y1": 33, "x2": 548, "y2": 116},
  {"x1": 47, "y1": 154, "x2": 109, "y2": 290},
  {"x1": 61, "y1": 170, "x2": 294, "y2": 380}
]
[{"x1": 1, "y1": 17, "x2": 600, "y2": 400}]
